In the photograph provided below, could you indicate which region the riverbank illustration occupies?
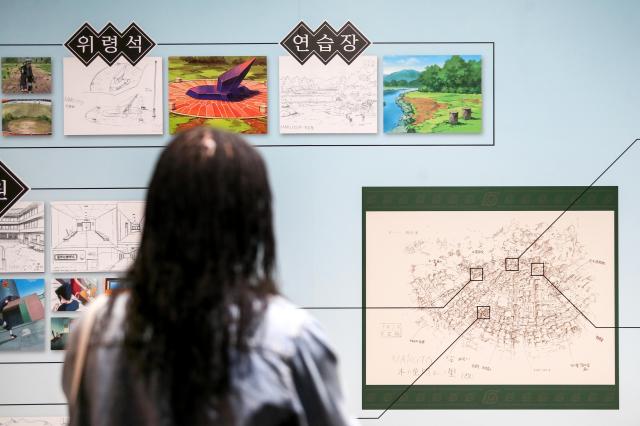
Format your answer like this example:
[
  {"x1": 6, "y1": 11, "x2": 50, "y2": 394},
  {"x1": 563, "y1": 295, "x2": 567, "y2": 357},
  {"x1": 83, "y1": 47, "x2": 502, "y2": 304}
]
[{"x1": 383, "y1": 55, "x2": 482, "y2": 134}]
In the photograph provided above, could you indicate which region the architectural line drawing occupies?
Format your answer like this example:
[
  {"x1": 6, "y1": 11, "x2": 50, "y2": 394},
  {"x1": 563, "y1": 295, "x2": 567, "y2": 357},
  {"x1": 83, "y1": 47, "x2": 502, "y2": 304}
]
[
  {"x1": 50, "y1": 201, "x2": 144, "y2": 273},
  {"x1": 0, "y1": 202, "x2": 44, "y2": 272},
  {"x1": 63, "y1": 57, "x2": 163, "y2": 135},
  {"x1": 279, "y1": 55, "x2": 377, "y2": 134}
]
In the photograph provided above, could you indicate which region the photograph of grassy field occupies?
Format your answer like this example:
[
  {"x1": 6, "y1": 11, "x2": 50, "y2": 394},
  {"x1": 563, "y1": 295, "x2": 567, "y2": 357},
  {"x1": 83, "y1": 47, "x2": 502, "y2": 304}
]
[
  {"x1": 1, "y1": 57, "x2": 52, "y2": 94},
  {"x1": 2, "y1": 99, "x2": 52, "y2": 136},
  {"x1": 383, "y1": 55, "x2": 482, "y2": 134},
  {"x1": 168, "y1": 56, "x2": 268, "y2": 134}
]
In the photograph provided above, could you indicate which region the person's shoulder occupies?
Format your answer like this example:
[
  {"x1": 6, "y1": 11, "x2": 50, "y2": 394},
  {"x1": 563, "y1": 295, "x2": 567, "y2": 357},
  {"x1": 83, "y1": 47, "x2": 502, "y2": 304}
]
[
  {"x1": 262, "y1": 296, "x2": 312, "y2": 333},
  {"x1": 254, "y1": 295, "x2": 331, "y2": 359},
  {"x1": 88, "y1": 292, "x2": 129, "y2": 344}
]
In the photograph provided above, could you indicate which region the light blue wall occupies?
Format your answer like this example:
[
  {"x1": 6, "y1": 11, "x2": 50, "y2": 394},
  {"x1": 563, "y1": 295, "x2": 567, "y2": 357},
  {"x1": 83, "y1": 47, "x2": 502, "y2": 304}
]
[{"x1": 1, "y1": 0, "x2": 640, "y2": 424}]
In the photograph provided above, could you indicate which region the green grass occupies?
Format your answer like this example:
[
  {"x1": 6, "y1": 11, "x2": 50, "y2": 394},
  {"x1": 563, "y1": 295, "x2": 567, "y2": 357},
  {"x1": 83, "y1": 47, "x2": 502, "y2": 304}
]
[
  {"x1": 169, "y1": 115, "x2": 193, "y2": 134},
  {"x1": 2, "y1": 102, "x2": 52, "y2": 119},
  {"x1": 403, "y1": 91, "x2": 482, "y2": 134},
  {"x1": 1, "y1": 62, "x2": 51, "y2": 77},
  {"x1": 2, "y1": 63, "x2": 16, "y2": 81},
  {"x1": 169, "y1": 57, "x2": 267, "y2": 82},
  {"x1": 35, "y1": 63, "x2": 51, "y2": 73},
  {"x1": 203, "y1": 118, "x2": 252, "y2": 133},
  {"x1": 169, "y1": 114, "x2": 255, "y2": 134}
]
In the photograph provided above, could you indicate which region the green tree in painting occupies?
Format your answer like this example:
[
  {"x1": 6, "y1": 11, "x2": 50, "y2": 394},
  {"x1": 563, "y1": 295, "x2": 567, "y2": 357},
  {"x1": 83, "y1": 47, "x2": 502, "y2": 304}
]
[
  {"x1": 420, "y1": 64, "x2": 445, "y2": 92},
  {"x1": 418, "y1": 55, "x2": 481, "y2": 94},
  {"x1": 385, "y1": 79, "x2": 421, "y2": 88}
]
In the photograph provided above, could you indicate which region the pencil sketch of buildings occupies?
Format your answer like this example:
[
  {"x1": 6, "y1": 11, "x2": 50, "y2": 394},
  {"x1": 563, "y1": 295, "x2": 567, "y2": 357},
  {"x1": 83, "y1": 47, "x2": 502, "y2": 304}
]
[
  {"x1": 0, "y1": 202, "x2": 44, "y2": 272},
  {"x1": 63, "y1": 57, "x2": 163, "y2": 135},
  {"x1": 50, "y1": 201, "x2": 144, "y2": 273},
  {"x1": 279, "y1": 55, "x2": 377, "y2": 134}
]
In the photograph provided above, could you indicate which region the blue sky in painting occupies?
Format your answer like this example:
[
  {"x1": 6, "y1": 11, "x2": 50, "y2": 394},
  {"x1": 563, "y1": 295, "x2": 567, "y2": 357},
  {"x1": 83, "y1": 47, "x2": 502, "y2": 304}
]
[
  {"x1": 14, "y1": 279, "x2": 45, "y2": 297},
  {"x1": 383, "y1": 55, "x2": 482, "y2": 75}
]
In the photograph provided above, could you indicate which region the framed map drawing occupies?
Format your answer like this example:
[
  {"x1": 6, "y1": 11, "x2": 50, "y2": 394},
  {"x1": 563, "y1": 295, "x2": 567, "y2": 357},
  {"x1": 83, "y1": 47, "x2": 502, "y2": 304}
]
[{"x1": 363, "y1": 187, "x2": 618, "y2": 409}]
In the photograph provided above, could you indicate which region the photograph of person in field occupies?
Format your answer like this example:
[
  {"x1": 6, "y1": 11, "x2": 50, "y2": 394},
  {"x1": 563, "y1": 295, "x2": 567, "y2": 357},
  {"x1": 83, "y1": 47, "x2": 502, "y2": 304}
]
[{"x1": 1, "y1": 57, "x2": 52, "y2": 94}]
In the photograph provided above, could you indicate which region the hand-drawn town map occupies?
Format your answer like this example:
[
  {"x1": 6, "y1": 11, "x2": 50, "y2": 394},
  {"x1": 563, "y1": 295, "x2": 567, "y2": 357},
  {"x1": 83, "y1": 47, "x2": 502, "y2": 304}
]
[{"x1": 363, "y1": 187, "x2": 618, "y2": 409}]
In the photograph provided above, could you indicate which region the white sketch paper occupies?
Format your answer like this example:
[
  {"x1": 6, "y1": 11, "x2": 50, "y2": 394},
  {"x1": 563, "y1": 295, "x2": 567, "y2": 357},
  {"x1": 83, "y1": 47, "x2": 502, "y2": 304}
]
[
  {"x1": 51, "y1": 201, "x2": 144, "y2": 272},
  {"x1": 366, "y1": 210, "x2": 615, "y2": 386},
  {"x1": 63, "y1": 57, "x2": 163, "y2": 135},
  {"x1": 279, "y1": 55, "x2": 377, "y2": 134},
  {"x1": 0, "y1": 418, "x2": 69, "y2": 426},
  {"x1": 0, "y1": 202, "x2": 44, "y2": 272}
]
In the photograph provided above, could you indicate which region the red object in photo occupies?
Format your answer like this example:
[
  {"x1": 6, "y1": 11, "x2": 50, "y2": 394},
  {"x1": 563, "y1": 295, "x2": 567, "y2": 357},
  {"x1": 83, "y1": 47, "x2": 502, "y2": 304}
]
[{"x1": 70, "y1": 278, "x2": 83, "y2": 295}]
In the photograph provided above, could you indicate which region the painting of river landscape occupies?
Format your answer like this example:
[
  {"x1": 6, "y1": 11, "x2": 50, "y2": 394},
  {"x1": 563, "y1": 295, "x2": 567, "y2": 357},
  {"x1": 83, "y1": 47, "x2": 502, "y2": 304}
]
[{"x1": 383, "y1": 55, "x2": 482, "y2": 134}]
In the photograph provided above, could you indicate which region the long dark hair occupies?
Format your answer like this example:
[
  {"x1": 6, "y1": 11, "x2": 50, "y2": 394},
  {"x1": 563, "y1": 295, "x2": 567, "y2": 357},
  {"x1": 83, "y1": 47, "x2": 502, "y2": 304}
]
[{"x1": 124, "y1": 127, "x2": 278, "y2": 423}]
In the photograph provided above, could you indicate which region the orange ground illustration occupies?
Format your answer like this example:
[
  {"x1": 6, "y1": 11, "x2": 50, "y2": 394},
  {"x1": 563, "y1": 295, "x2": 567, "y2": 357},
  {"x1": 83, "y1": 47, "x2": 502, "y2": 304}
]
[{"x1": 169, "y1": 80, "x2": 267, "y2": 119}]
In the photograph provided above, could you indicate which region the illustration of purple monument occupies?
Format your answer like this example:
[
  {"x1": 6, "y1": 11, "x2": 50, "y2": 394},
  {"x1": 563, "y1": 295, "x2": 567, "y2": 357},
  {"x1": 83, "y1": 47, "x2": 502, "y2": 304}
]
[{"x1": 186, "y1": 57, "x2": 258, "y2": 101}]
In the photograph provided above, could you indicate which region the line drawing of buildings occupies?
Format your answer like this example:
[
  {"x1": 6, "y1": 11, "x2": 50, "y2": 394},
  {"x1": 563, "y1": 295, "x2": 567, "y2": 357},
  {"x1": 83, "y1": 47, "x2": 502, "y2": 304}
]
[
  {"x1": 50, "y1": 201, "x2": 144, "y2": 272},
  {"x1": 279, "y1": 55, "x2": 378, "y2": 134},
  {"x1": 0, "y1": 202, "x2": 44, "y2": 272}
]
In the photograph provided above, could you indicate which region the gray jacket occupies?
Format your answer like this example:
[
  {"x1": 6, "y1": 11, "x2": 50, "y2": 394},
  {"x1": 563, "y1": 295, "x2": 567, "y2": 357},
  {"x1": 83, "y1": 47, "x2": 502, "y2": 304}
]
[{"x1": 62, "y1": 294, "x2": 356, "y2": 426}]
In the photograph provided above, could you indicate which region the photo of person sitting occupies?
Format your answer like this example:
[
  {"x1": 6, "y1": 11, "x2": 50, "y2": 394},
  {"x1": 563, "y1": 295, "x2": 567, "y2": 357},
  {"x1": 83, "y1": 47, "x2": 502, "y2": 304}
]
[
  {"x1": 50, "y1": 278, "x2": 97, "y2": 312},
  {"x1": 54, "y1": 282, "x2": 80, "y2": 312}
]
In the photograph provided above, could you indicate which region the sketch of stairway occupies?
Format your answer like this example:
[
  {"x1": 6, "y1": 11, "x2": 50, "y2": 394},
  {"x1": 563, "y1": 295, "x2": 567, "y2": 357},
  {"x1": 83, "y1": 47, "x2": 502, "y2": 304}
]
[
  {"x1": 62, "y1": 230, "x2": 77, "y2": 241},
  {"x1": 95, "y1": 230, "x2": 110, "y2": 241}
]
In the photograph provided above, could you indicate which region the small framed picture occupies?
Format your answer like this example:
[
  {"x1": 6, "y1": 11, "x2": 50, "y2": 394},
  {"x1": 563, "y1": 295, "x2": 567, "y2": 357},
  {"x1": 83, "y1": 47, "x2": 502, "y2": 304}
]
[{"x1": 104, "y1": 278, "x2": 122, "y2": 296}]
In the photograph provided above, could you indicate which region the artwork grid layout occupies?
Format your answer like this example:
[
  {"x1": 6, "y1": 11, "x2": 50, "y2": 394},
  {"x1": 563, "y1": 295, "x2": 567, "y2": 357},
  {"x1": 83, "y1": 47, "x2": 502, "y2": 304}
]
[
  {"x1": 1, "y1": 275, "x2": 124, "y2": 352},
  {"x1": 0, "y1": 52, "x2": 489, "y2": 139},
  {"x1": 0, "y1": 201, "x2": 139, "y2": 353}
]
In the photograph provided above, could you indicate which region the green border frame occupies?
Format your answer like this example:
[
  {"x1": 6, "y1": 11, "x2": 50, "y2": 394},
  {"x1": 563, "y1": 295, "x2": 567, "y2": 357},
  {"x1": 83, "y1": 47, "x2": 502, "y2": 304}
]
[{"x1": 362, "y1": 186, "x2": 619, "y2": 410}]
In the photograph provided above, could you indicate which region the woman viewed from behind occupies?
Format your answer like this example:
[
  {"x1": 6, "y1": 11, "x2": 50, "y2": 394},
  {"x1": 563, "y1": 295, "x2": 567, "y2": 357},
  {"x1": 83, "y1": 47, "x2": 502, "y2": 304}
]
[{"x1": 63, "y1": 127, "x2": 354, "y2": 426}]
